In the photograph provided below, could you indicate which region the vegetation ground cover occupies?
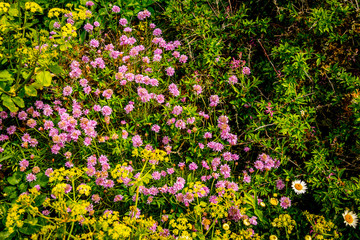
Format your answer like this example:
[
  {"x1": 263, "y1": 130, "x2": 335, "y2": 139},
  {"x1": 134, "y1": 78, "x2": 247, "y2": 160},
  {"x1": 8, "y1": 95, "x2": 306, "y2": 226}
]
[{"x1": 0, "y1": 0, "x2": 359, "y2": 239}]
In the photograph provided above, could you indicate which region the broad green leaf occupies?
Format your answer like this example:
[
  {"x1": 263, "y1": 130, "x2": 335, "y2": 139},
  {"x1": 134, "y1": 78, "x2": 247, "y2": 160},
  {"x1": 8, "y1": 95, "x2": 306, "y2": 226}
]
[
  {"x1": 12, "y1": 96, "x2": 24, "y2": 108},
  {"x1": 0, "y1": 71, "x2": 13, "y2": 82},
  {"x1": 7, "y1": 172, "x2": 23, "y2": 185},
  {"x1": 1, "y1": 95, "x2": 18, "y2": 112},
  {"x1": 49, "y1": 64, "x2": 63, "y2": 75},
  {"x1": 8, "y1": 8, "x2": 19, "y2": 17},
  {"x1": 36, "y1": 71, "x2": 52, "y2": 87},
  {"x1": 24, "y1": 85, "x2": 37, "y2": 96}
]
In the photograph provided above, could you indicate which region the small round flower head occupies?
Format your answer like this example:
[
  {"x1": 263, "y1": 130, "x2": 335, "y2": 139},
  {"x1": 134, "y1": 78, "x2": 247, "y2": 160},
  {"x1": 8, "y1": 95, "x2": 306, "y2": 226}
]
[
  {"x1": 280, "y1": 196, "x2": 291, "y2": 209},
  {"x1": 119, "y1": 18, "x2": 128, "y2": 26},
  {"x1": 343, "y1": 210, "x2": 358, "y2": 228},
  {"x1": 63, "y1": 86, "x2": 73, "y2": 96},
  {"x1": 291, "y1": 180, "x2": 307, "y2": 194},
  {"x1": 112, "y1": 5, "x2": 120, "y2": 13},
  {"x1": 242, "y1": 66, "x2": 251, "y2": 75}
]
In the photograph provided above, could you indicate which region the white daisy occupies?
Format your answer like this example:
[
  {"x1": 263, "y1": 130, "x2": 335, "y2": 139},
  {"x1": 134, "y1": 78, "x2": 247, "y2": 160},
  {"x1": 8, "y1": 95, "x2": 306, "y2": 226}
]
[
  {"x1": 291, "y1": 180, "x2": 307, "y2": 194},
  {"x1": 343, "y1": 210, "x2": 358, "y2": 228}
]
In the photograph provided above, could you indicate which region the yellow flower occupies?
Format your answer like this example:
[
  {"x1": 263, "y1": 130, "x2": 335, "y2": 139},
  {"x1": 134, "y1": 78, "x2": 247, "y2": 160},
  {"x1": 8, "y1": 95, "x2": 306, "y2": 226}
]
[
  {"x1": 270, "y1": 198, "x2": 278, "y2": 206},
  {"x1": 269, "y1": 235, "x2": 278, "y2": 240},
  {"x1": 342, "y1": 210, "x2": 358, "y2": 228},
  {"x1": 260, "y1": 202, "x2": 266, "y2": 207},
  {"x1": 305, "y1": 235, "x2": 312, "y2": 240},
  {"x1": 243, "y1": 218, "x2": 251, "y2": 226},
  {"x1": 223, "y1": 223, "x2": 230, "y2": 230}
]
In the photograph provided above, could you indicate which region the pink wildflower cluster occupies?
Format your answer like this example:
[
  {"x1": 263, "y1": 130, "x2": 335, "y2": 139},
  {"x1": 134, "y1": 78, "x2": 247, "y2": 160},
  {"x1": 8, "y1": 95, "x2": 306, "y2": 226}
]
[{"x1": 254, "y1": 153, "x2": 280, "y2": 171}]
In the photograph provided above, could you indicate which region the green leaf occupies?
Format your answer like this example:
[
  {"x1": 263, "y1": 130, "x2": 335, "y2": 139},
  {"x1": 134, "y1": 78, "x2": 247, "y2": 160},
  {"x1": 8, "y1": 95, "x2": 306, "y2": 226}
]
[
  {"x1": 8, "y1": 8, "x2": 19, "y2": 17},
  {"x1": 0, "y1": 231, "x2": 12, "y2": 240},
  {"x1": 7, "y1": 172, "x2": 23, "y2": 185},
  {"x1": 12, "y1": 96, "x2": 24, "y2": 108},
  {"x1": 24, "y1": 85, "x2": 37, "y2": 96},
  {"x1": 0, "y1": 71, "x2": 13, "y2": 82},
  {"x1": 1, "y1": 95, "x2": 18, "y2": 113},
  {"x1": 36, "y1": 71, "x2": 52, "y2": 87},
  {"x1": 49, "y1": 64, "x2": 63, "y2": 75}
]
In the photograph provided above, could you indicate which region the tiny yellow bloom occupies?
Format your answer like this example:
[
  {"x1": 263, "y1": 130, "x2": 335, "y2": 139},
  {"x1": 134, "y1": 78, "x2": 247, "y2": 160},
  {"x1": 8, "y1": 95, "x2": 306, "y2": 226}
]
[
  {"x1": 270, "y1": 198, "x2": 279, "y2": 206},
  {"x1": 223, "y1": 223, "x2": 230, "y2": 230},
  {"x1": 269, "y1": 235, "x2": 278, "y2": 240}
]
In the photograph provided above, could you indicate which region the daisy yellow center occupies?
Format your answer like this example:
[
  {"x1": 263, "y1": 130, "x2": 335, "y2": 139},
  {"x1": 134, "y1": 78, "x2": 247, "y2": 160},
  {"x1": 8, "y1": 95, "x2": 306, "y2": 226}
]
[
  {"x1": 345, "y1": 214, "x2": 354, "y2": 224},
  {"x1": 294, "y1": 183, "x2": 303, "y2": 190}
]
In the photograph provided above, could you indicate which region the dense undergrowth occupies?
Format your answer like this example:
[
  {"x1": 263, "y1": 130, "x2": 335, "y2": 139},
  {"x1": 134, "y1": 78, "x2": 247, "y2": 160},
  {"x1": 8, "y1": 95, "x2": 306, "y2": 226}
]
[{"x1": 0, "y1": 0, "x2": 359, "y2": 239}]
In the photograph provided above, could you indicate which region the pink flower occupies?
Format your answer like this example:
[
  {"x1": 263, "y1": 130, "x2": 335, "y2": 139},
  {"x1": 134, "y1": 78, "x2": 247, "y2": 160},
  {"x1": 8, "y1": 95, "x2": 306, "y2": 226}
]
[
  {"x1": 151, "y1": 124, "x2": 160, "y2": 133},
  {"x1": 166, "y1": 67, "x2": 175, "y2": 76},
  {"x1": 132, "y1": 135, "x2": 143, "y2": 147},
  {"x1": 114, "y1": 195, "x2": 123, "y2": 202},
  {"x1": 102, "y1": 89, "x2": 113, "y2": 99},
  {"x1": 101, "y1": 106, "x2": 112, "y2": 116},
  {"x1": 90, "y1": 39, "x2": 99, "y2": 48},
  {"x1": 119, "y1": 18, "x2": 128, "y2": 26},
  {"x1": 242, "y1": 67, "x2": 251, "y2": 75},
  {"x1": 280, "y1": 196, "x2": 291, "y2": 209},
  {"x1": 169, "y1": 83, "x2": 179, "y2": 97},
  {"x1": 228, "y1": 75, "x2": 238, "y2": 84},
  {"x1": 112, "y1": 5, "x2": 120, "y2": 13},
  {"x1": 172, "y1": 106, "x2": 182, "y2": 115},
  {"x1": 189, "y1": 162, "x2": 198, "y2": 171},
  {"x1": 26, "y1": 173, "x2": 36, "y2": 182},
  {"x1": 193, "y1": 85, "x2": 202, "y2": 95},
  {"x1": 153, "y1": 28, "x2": 162, "y2": 36},
  {"x1": 63, "y1": 86, "x2": 73, "y2": 96},
  {"x1": 179, "y1": 55, "x2": 188, "y2": 63}
]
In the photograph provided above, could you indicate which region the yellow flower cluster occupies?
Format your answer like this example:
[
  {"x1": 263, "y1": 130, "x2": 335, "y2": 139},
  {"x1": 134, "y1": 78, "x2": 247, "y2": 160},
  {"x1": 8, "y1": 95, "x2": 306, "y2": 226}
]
[
  {"x1": 48, "y1": 8, "x2": 66, "y2": 18},
  {"x1": 169, "y1": 216, "x2": 192, "y2": 236},
  {"x1": 69, "y1": 200, "x2": 91, "y2": 220},
  {"x1": 271, "y1": 214, "x2": 296, "y2": 234},
  {"x1": 96, "y1": 211, "x2": 133, "y2": 239},
  {"x1": 72, "y1": 7, "x2": 92, "y2": 21},
  {"x1": 51, "y1": 183, "x2": 69, "y2": 198},
  {"x1": 5, "y1": 204, "x2": 25, "y2": 233},
  {"x1": 303, "y1": 211, "x2": 340, "y2": 239},
  {"x1": 25, "y1": 2, "x2": 43, "y2": 13},
  {"x1": 61, "y1": 23, "x2": 77, "y2": 38},
  {"x1": 139, "y1": 148, "x2": 169, "y2": 163},
  {"x1": 111, "y1": 163, "x2": 131, "y2": 183},
  {"x1": 0, "y1": 2, "x2": 10, "y2": 14},
  {"x1": 185, "y1": 181, "x2": 207, "y2": 198},
  {"x1": 77, "y1": 183, "x2": 91, "y2": 196},
  {"x1": 49, "y1": 167, "x2": 83, "y2": 182}
]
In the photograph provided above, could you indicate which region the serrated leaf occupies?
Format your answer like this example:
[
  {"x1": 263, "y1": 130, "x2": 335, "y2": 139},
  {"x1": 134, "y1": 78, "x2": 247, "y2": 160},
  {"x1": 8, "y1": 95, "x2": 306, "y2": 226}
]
[
  {"x1": 24, "y1": 85, "x2": 37, "y2": 96},
  {"x1": 36, "y1": 71, "x2": 52, "y2": 87},
  {"x1": 12, "y1": 96, "x2": 24, "y2": 108}
]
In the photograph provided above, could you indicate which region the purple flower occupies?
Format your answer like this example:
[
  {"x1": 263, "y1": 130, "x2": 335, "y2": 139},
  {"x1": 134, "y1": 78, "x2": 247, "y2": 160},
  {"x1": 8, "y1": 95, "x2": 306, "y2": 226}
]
[
  {"x1": 276, "y1": 179, "x2": 285, "y2": 190},
  {"x1": 84, "y1": 23, "x2": 93, "y2": 32},
  {"x1": 242, "y1": 67, "x2": 251, "y2": 75},
  {"x1": 63, "y1": 86, "x2": 73, "y2": 96},
  {"x1": 119, "y1": 18, "x2": 128, "y2": 26},
  {"x1": 132, "y1": 135, "x2": 143, "y2": 147},
  {"x1": 189, "y1": 162, "x2": 198, "y2": 171},
  {"x1": 228, "y1": 75, "x2": 238, "y2": 84},
  {"x1": 101, "y1": 106, "x2": 112, "y2": 116},
  {"x1": 112, "y1": 5, "x2": 120, "y2": 13},
  {"x1": 26, "y1": 173, "x2": 36, "y2": 182},
  {"x1": 280, "y1": 196, "x2": 291, "y2": 209},
  {"x1": 151, "y1": 124, "x2": 160, "y2": 133},
  {"x1": 153, "y1": 28, "x2": 162, "y2": 36},
  {"x1": 166, "y1": 67, "x2": 175, "y2": 76}
]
